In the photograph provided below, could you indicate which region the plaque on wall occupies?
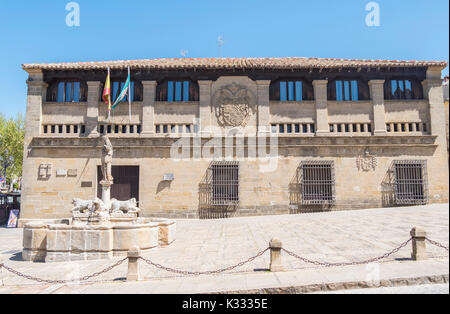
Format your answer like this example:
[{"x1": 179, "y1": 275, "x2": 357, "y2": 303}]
[
  {"x1": 81, "y1": 181, "x2": 93, "y2": 188},
  {"x1": 67, "y1": 169, "x2": 78, "y2": 177}
]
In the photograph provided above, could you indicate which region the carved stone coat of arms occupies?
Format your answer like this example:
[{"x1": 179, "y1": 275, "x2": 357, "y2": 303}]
[
  {"x1": 214, "y1": 83, "x2": 255, "y2": 127},
  {"x1": 357, "y1": 149, "x2": 377, "y2": 172}
]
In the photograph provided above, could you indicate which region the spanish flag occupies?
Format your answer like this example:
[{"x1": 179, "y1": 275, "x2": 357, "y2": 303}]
[{"x1": 103, "y1": 67, "x2": 112, "y2": 118}]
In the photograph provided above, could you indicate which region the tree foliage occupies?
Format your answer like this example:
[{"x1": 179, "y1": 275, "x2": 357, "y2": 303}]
[{"x1": 0, "y1": 114, "x2": 25, "y2": 184}]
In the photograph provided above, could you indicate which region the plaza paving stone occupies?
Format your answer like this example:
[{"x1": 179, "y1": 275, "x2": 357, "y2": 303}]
[{"x1": 0, "y1": 204, "x2": 448, "y2": 293}]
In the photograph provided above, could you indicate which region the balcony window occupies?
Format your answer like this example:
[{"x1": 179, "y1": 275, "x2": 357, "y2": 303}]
[
  {"x1": 328, "y1": 79, "x2": 369, "y2": 101},
  {"x1": 270, "y1": 79, "x2": 314, "y2": 101},
  {"x1": 335, "y1": 80, "x2": 358, "y2": 101},
  {"x1": 157, "y1": 79, "x2": 199, "y2": 102},
  {"x1": 385, "y1": 79, "x2": 423, "y2": 100},
  {"x1": 57, "y1": 82, "x2": 80, "y2": 102},
  {"x1": 112, "y1": 81, "x2": 135, "y2": 102}
]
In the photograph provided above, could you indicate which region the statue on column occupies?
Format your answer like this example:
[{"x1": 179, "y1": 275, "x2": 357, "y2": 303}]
[{"x1": 101, "y1": 135, "x2": 114, "y2": 183}]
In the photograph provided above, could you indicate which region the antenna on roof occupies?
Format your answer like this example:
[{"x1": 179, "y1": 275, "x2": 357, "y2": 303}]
[
  {"x1": 180, "y1": 50, "x2": 189, "y2": 58},
  {"x1": 218, "y1": 36, "x2": 224, "y2": 58}
]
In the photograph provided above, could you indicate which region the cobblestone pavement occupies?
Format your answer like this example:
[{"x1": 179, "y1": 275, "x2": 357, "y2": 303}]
[{"x1": 0, "y1": 204, "x2": 448, "y2": 290}]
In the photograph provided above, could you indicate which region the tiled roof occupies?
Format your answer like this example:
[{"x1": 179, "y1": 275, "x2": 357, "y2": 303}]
[{"x1": 22, "y1": 57, "x2": 448, "y2": 71}]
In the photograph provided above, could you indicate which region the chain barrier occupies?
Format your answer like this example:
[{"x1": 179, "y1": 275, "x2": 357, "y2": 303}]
[
  {"x1": 0, "y1": 236, "x2": 448, "y2": 284},
  {"x1": 426, "y1": 238, "x2": 449, "y2": 251},
  {"x1": 282, "y1": 238, "x2": 413, "y2": 267},
  {"x1": 139, "y1": 247, "x2": 270, "y2": 276},
  {"x1": 0, "y1": 258, "x2": 127, "y2": 284}
]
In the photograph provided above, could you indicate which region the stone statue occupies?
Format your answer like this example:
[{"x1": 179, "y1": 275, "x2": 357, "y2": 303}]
[
  {"x1": 101, "y1": 136, "x2": 114, "y2": 183},
  {"x1": 90, "y1": 198, "x2": 110, "y2": 219},
  {"x1": 71, "y1": 198, "x2": 95, "y2": 214},
  {"x1": 111, "y1": 198, "x2": 141, "y2": 215}
]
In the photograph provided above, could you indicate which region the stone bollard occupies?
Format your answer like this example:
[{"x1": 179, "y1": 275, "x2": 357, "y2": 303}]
[
  {"x1": 127, "y1": 245, "x2": 142, "y2": 281},
  {"x1": 269, "y1": 238, "x2": 284, "y2": 272},
  {"x1": 410, "y1": 227, "x2": 427, "y2": 261}
]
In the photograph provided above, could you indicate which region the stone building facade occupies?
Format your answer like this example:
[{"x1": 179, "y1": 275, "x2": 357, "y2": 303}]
[{"x1": 19, "y1": 58, "x2": 449, "y2": 222}]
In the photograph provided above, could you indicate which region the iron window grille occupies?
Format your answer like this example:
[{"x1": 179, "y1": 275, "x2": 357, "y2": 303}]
[
  {"x1": 393, "y1": 160, "x2": 428, "y2": 205},
  {"x1": 300, "y1": 161, "x2": 336, "y2": 205},
  {"x1": 210, "y1": 161, "x2": 239, "y2": 206}
]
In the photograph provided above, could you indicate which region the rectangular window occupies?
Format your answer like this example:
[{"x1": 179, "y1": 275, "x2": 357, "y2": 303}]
[
  {"x1": 211, "y1": 162, "x2": 239, "y2": 206},
  {"x1": 287, "y1": 81, "x2": 295, "y2": 101},
  {"x1": 393, "y1": 161, "x2": 428, "y2": 205},
  {"x1": 183, "y1": 81, "x2": 190, "y2": 101},
  {"x1": 165, "y1": 80, "x2": 190, "y2": 102},
  {"x1": 279, "y1": 81, "x2": 304, "y2": 101},
  {"x1": 280, "y1": 81, "x2": 287, "y2": 101},
  {"x1": 167, "y1": 81, "x2": 174, "y2": 102},
  {"x1": 300, "y1": 161, "x2": 335, "y2": 205},
  {"x1": 389, "y1": 79, "x2": 418, "y2": 100},
  {"x1": 335, "y1": 80, "x2": 359, "y2": 101},
  {"x1": 57, "y1": 82, "x2": 81, "y2": 102}
]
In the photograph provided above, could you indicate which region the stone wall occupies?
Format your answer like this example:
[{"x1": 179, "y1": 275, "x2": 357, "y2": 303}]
[{"x1": 19, "y1": 68, "x2": 450, "y2": 221}]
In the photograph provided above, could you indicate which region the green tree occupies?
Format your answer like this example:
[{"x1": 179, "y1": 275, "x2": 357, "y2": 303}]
[{"x1": 0, "y1": 114, "x2": 25, "y2": 187}]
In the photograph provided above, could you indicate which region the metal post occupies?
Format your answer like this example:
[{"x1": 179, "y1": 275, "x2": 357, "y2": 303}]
[
  {"x1": 411, "y1": 227, "x2": 427, "y2": 261},
  {"x1": 127, "y1": 245, "x2": 142, "y2": 281},
  {"x1": 269, "y1": 238, "x2": 284, "y2": 272}
]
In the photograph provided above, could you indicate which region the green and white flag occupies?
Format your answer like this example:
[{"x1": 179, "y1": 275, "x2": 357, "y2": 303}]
[{"x1": 111, "y1": 69, "x2": 130, "y2": 110}]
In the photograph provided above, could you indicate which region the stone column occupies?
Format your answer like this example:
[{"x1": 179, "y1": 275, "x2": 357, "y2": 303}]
[
  {"x1": 269, "y1": 238, "x2": 284, "y2": 272},
  {"x1": 410, "y1": 227, "x2": 427, "y2": 261},
  {"x1": 423, "y1": 67, "x2": 446, "y2": 138},
  {"x1": 24, "y1": 70, "x2": 46, "y2": 140},
  {"x1": 198, "y1": 80, "x2": 213, "y2": 136},
  {"x1": 142, "y1": 81, "x2": 157, "y2": 136},
  {"x1": 86, "y1": 81, "x2": 101, "y2": 136},
  {"x1": 369, "y1": 80, "x2": 386, "y2": 136},
  {"x1": 20, "y1": 70, "x2": 47, "y2": 224},
  {"x1": 313, "y1": 80, "x2": 329, "y2": 136},
  {"x1": 422, "y1": 66, "x2": 449, "y2": 202},
  {"x1": 256, "y1": 80, "x2": 271, "y2": 135},
  {"x1": 127, "y1": 245, "x2": 142, "y2": 281}
]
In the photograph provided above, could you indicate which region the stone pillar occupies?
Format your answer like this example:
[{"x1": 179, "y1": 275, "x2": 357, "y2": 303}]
[
  {"x1": 312, "y1": 80, "x2": 329, "y2": 136},
  {"x1": 422, "y1": 66, "x2": 449, "y2": 202},
  {"x1": 269, "y1": 238, "x2": 284, "y2": 272},
  {"x1": 20, "y1": 70, "x2": 47, "y2": 223},
  {"x1": 256, "y1": 80, "x2": 271, "y2": 135},
  {"x1": 24, "y1": 70, "x2": 46, "y2": 140},
  {"x1": 198, "y1": 80, "x2": 213, "y2": 136},
  {"x1": 100, "y1": 180, "x2": 113, "y2": 210},
  {"x1": 86, "y1": 81, "x2": 101, "y2": 136},
  {"x1": 423, "y1": 67, "x2": 446, "y2": 138},
  {"x1": 369, "y1": 80, "x2": 386, "y2": 136},
  {"x1": 142, "y1": 81, "x2": 157, "y2": 136},
  {"x1": 127, "y1": 245, "x2": 142, "y2": 281},
  {"x1": 410, "y1": 227, "x2": 427, "y2": 261}
]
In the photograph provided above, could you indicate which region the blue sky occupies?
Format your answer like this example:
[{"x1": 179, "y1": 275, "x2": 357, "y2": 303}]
[{"x1": 0, "y1": 0, "x2": 448, "y2": 118}]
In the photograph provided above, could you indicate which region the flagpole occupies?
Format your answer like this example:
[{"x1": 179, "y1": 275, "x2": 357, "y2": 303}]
[
  {"x1": 107, "y1": 67, "x2": 111, "y2": 121},
  {"x1": 128, "y1": 67, "x2": 132, "y2": 123}
]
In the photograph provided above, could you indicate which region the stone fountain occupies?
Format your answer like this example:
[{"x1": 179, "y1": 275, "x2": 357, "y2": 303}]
[{"x1": 22, "y1": 136, "x2": 176, "y2": 263}]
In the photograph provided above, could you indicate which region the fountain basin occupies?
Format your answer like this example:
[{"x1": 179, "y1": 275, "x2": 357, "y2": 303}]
[{"x1": 22, "y1": 219, "x2": 176, "y2": 262}]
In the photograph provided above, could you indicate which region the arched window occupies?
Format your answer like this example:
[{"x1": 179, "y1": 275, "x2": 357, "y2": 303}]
[
  {"x1": 328, "y1": 78, "x2": 370, "y2": 101},
  {"x1": 46, "y1": 80, "x2": 87, "y2": 102},
  {"x1": 156, "y1": 79, "x2": 199, "y2": 102},
  {"x1": 270, "y1": 79, "x2": 314, "y2": 101},
  {"x1": 384, "y1": 79, "x2": 423, "y2": 100}
]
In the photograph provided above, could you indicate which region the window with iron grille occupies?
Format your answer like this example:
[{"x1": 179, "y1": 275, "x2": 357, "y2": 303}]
[
  {"x1": 393, "y1": 160, "x2": 428, "y2": 205},
  {"x1": 211, "y1": 161, "x2": 239, "y2": 206},
  {"x1": 300, "y1": 161, "x2": 335, "y2": 205}
]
